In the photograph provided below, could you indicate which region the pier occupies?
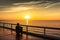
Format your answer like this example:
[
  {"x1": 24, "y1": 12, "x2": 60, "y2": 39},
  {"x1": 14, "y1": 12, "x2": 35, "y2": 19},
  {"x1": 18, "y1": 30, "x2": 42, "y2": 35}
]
[{"x1": 0, "y1": 22, "x2": 60, "y2": 40}]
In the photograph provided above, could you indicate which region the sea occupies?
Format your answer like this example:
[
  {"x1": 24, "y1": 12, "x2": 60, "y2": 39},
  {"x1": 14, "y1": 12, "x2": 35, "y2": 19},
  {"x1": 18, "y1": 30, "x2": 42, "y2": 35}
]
[
  {"x1": 0, "y1": 20, "x2": 60, "y2": 37},
  {"x1": 0, "y1": 20, "x2": 60, "y2": 27}
]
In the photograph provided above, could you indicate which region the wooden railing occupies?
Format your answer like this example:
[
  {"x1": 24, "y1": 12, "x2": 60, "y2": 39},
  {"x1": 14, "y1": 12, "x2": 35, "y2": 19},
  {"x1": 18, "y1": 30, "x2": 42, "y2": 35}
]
[{"x1": 0, "y1": 22, "x2": 60, "y2": 39}]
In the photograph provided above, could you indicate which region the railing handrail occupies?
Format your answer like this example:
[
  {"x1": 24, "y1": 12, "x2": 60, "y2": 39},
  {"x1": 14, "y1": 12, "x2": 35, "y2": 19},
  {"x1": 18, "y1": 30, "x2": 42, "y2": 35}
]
[
  {"x1": 0, "y1": 22, "x2": 60, "y2": 40},
  {"x1": 0, "y1": 22, "x2": 60, "y2": 30}
]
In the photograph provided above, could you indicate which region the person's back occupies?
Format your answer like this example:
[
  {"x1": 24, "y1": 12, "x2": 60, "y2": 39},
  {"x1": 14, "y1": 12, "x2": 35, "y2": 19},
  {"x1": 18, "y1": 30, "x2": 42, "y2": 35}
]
[{"x1": 16, "y1": 23, "x2": 22, "y2": 34}]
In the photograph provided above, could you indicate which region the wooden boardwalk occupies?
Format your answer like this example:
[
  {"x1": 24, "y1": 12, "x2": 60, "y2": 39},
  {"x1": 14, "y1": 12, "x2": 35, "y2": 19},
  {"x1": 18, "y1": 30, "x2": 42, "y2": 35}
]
[{"x1": 0, "y1": 28, "x2": 51, "y2": 40}]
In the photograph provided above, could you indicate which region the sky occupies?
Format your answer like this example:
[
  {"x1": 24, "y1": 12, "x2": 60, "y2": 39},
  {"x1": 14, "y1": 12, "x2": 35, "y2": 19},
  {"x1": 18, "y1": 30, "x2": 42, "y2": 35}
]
[{"x1": 0, "y1": 0, "x2": 60, "y2": 20}]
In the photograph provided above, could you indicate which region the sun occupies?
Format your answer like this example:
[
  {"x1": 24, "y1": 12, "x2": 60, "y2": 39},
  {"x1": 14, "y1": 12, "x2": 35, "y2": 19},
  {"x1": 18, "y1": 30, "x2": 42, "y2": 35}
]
[{"x1": 25, "y1": 14, "x2": 30, "y2": 19}]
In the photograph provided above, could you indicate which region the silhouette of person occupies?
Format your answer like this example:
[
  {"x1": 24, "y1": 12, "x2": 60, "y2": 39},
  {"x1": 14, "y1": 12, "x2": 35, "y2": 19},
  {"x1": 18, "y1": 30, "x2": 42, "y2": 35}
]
[{"x1": 16, "y1": 23, "x2": 23, "y2": 35}]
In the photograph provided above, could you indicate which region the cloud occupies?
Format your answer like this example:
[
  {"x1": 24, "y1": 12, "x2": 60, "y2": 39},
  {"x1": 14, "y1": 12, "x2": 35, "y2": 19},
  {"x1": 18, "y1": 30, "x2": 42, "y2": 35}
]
[
  {"x1": 1, "y1": 6, "x2": 32, "y2": 12},
  {"x1": 0, "y1": 0, "x2": 60, "y2": 12},
  {"x1": 12, "y1": 1, "x2": 43, "y2": 5},
  {"x1": 45, "y1": 2, "x2": 60, "y2": 8}
]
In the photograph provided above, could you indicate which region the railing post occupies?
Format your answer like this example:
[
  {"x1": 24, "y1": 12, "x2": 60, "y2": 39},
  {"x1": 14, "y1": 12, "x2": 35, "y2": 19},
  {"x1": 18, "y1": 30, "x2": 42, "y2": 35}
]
[
  {"x1": 26, "y1": 25, "x2": 28, "y2": 40},
  {"x1": 44, "y1": 27, "x2": 46, "y2": 38},
  {"x1": 0, "y1": 23, "x2": 1, "y2": 27},
  {"x1": 11, "y1": 24, "x2": 12, "y2": 35},
  {"x1": 3, "y1": 23, "x2": 5, "y2": 32},
  {"x1": 26, "y1": 25, "x2": 28, "y2": 34}
]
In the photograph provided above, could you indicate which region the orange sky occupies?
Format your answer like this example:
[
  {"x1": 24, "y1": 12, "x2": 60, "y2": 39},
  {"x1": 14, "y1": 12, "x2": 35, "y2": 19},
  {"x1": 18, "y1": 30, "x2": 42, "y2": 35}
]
[
  {"x1": 0, "y1": 0, "x2": 60, "y2": 20},
  {"x1": 0, "y1": 5, "x2": 60, "y2": 20}
]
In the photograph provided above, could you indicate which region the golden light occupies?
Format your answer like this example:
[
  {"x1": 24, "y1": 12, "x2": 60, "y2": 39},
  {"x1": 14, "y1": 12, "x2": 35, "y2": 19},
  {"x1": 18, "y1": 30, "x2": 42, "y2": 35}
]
[{"x1": 25, "y1": 14, "x2": 30, "y2": 19}]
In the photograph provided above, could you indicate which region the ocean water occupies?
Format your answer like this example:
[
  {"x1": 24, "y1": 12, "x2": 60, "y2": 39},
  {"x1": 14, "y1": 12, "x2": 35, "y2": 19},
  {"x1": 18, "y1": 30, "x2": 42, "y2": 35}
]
[
  {"x1": 0, "y1": 20, "x2": 60, "y2": 28},
  {"x1": 0, "y1": 20, "x2": 60, "y2": 37}
]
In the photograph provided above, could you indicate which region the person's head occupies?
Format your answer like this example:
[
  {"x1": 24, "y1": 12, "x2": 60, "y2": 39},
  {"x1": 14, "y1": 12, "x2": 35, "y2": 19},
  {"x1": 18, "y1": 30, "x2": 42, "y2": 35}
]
[{"x1": 17, "y1": 23, "x2": 19, "y2": 25}]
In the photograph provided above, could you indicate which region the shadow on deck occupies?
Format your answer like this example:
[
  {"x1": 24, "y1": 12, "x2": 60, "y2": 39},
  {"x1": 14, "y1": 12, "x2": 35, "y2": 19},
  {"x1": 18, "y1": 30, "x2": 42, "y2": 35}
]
[{"x1": 0, "y1": 28, "x2": 50, "y2": 40}]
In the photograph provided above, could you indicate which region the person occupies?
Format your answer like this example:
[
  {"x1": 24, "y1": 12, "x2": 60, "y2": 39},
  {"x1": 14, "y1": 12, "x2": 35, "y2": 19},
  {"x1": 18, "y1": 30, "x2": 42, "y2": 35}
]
[{"x1": 16, "y1": 23, "x2": 22, "y2": 35}]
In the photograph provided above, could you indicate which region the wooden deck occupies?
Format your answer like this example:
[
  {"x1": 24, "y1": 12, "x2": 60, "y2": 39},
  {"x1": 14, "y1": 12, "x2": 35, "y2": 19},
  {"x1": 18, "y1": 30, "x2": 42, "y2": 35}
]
[{"x1": 0, "y1": 28, "x2": 51, "y2": 40}]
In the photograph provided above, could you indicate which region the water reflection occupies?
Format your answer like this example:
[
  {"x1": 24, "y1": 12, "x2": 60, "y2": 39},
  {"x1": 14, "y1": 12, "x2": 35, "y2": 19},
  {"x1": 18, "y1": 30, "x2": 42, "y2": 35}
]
[{"x1": 16, "y1": 34, "x2": 22, "y2": 40}]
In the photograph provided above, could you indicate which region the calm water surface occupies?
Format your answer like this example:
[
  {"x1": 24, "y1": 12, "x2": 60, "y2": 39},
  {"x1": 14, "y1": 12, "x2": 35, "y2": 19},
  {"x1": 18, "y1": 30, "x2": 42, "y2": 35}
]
[{"x1": 0, "y1": 20, "x2": 60, "y2": 28}]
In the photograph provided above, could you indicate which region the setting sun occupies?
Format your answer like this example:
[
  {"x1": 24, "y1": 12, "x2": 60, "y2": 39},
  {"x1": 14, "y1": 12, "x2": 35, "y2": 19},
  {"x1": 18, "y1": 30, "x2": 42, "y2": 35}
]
[{"x1": 25, "y1": 14, "x2": 30, "y2": 19}]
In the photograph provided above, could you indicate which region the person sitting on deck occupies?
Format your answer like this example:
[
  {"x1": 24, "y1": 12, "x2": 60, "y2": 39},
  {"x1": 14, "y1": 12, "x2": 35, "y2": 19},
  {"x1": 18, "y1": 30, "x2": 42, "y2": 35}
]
[{"x1": 16, "y1": 23, "x2": 23, "y2": 35}]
